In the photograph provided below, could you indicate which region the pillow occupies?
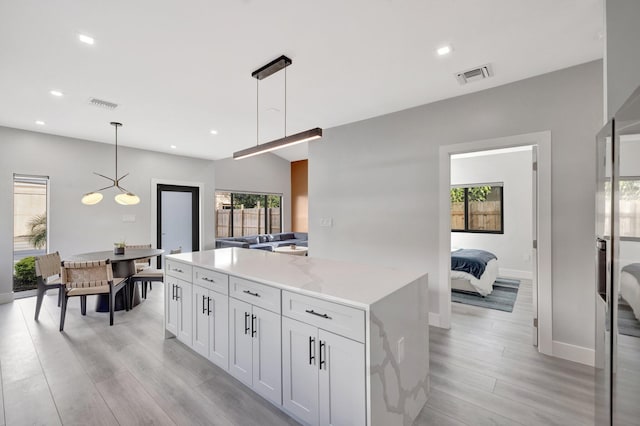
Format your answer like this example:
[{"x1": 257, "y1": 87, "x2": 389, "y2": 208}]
[
  {"x1": 279, "y1": 233, "x2": 295, "y2": 241},
  {"x1": 257, "y1": 235, "x2": 269, "y2": 243},
  {"x1": 269, "y1": 234, "x2": 281, "y2": 242},
  {"x1": 243, "y1": 236, "x2": 259, "y2": 245}
]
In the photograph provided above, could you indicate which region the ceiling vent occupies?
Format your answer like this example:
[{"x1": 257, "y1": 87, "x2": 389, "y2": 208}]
[
  {"x1": 456, "y1": 64, "x2": 493, "y2": 85},
  {"x1": 88, "y1": 97, "x2": 118, "y2": 110}
]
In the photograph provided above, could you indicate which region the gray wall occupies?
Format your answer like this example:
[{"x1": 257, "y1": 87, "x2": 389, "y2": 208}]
[
  {"x1": 215, "y1": 155, "x2": 292, "y2": 233},
  {"x1": 451, "y1": 149, "x2": 533, "y2": 278},
  {"x1": 606, "y1": 0, "x2": 640, "y2": 115},
  {"x1": 309, "y1": 60, "x2": 603, "y2": 350},
  {"x1": 0, "y1": 126, "x2": 216, "y2": 300}
]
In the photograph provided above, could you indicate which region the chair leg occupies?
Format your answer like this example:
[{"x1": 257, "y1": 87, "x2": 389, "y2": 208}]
[
  {"x1": 80, "y1": 295, "x2": 87, "y2": 315},
  {"x1": 34, "y1": 281, "x2": 46, "y2": 321},
  {"x1": 59, "y1": 293, "x2": 69, "y2": 332},
  {"x1": 57, "y1": 287, "x2": 62, "y2": 307},
  {"x1": 149, "y1": 282, "x2": 153, "y2": 292},
  {"x1": 125, "y1": 283, "x2": 130, "y2": 312},
  {"x1": 142, "y1": 281, "x2": 147, "y2": 299},
  {"x1": 109, "y1": 287, "x2": 115, "y2": 326}
]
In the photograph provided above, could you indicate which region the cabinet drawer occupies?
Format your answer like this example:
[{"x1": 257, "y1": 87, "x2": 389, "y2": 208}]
[
  {"x1": 193, "y1": 267, "x2": 228, "y2": 295},
  {"x1": 166, "y1": 260, "x2": 193, "y2": 281},
  {"x1": 229, "y1": 276, "x2": 281, "y2": 314},
  {"x1": 282, "y1": 291, "x2": 365, "y2": 343}
]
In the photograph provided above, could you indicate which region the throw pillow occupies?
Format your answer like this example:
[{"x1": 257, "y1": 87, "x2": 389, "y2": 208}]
[{"x1": 243, "y1": 236, "x2": 259, "y2": 245}]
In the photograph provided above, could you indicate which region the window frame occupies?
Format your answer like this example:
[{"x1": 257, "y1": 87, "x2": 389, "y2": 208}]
[
  {"x1": 215, "y1": 190, "x2": 283, "y2": 237},
  {"x1": 451, "y1": 183, "x2": 504, "y2": 234}
]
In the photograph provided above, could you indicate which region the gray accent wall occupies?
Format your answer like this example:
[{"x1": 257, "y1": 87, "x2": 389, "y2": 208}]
[
  {"x1": 0, "y1": 126, "x2": 216, "y2": 300},
  {"x1": 606, "y1": 0, "x2": 640, "y2": 115},
  {"x1": 309, "y1": 60, "x2": 603, "y2": 351}
]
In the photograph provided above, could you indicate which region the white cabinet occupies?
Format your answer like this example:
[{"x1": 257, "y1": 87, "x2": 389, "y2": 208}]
[
  {"x1": 165, "y1": 275, "x2": 192, "y2": 347},
  {"x1": 282, "y1": 317, "x2": 366, "y2": 426},
  {"x1": 229, "y1": 296, "x2": 282, "y2": 405},
  {"x1": 193, "y1": 284, "x2": 228, "y2": 370}
]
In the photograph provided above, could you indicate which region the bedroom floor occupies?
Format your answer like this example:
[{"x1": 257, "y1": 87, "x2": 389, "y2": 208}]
[
  {"x1": 417, "y1": 279, "x2": 596, "y2": 425},
  {"x1": 0, "y1": 280, "x2": 596, "y2": 425}
]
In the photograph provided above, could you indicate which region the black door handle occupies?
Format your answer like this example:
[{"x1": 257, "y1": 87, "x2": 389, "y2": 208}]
[
  {"x1": 202, "y1": 295, "x2": 207, "y2": 314},
  {"x1": 251, "y1": 314, "x2": 257, "y2": 337},
  {"x1": 243, "y1": 290, "x2": 261, "y2": 297},
  {"x1": 309, "y1": 336, "x2": 316, "y2": 365},
  {"x1": 305, "y1": 309, "x2": 331, "y2": 320},
  {"x1": 172, "y1": 284, "x2": 176, "y2": 300},
  {"x1": 244, "y1": 312, "x2": 250, "y2": 334},
  {"x1": 175, "y1": 286, "x2": 180, "y2": 301},
  {"x1": 319, "y1": 340, "x2": 326, "y2": 370},
  {"x1": 207, "y1": 297, "x2": 212, "y2": 316}
]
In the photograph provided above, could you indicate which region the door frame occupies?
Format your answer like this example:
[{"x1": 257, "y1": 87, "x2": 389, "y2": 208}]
[
  {"x1": 438, "y1": 131, "x2": 552, "y2": 356},
  {"x1": 151, "y1": 179, "x2": 204, "y2": 264}
]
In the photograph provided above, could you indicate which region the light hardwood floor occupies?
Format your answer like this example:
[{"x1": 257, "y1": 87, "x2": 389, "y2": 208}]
[{"x1": 0, "y1": 279, "x2": 595, "y2": 425}]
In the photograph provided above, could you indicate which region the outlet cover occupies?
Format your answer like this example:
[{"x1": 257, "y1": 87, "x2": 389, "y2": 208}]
[{"x1": 320, "y1": 217, "x2": 333, "y2": 227}]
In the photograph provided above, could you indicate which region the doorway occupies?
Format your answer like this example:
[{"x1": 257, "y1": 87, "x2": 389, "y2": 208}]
[
  {"x1": 439, "y1": 131, "x2": 552, "y2": 355},
  {"x1": 156, "y1": 184, "x2": 200, "y2": 267}
]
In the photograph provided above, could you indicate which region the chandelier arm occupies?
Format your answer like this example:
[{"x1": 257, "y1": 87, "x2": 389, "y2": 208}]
[
  {"x1": 116, "y1": 184, "x2": 130, "y2": 193},
  {"x1": 93, "y1": 172, "x2": 117, "y2": 184},
  {"x1": 90, "y1": 183, "x2": 117, "y2": 193},
  {"x1": 117, "y1": 172, "x2": 130, "y2": 182}
]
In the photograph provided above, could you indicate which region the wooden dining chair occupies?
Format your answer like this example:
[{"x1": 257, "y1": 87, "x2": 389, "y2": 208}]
[
  {"x1": 34, "y1": 252, "x2": 62, "y2": 321},
  {"x1": 59, "y1": 259, "x2": 129, "y2": 331},
  {"x1": 125, "y1": 244, "x2": 153, "y2": 273}
]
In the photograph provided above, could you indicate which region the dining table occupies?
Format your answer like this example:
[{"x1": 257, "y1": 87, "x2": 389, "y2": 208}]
[{"x1": 66, "y1": 248, "x2": 165, "y2": 312}]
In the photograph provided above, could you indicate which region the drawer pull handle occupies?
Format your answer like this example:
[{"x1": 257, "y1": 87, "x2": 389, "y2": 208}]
[
  {"x1": 243, "y1": 290, "x2": 261, "y2": 298},
  {"x1": 173, "y1": 268, "x2": 183, "y2": 273},
  {"x1": 203, "y1": 277, "x2": 215, "y2": 283},
  {"x1": 306, "y1": 309, "x2": 331, "y2": 320}
]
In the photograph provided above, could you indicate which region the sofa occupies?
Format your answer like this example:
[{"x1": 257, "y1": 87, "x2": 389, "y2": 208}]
[{"x1": 215, "y1": 232, "x2": 308, "y2": 251}]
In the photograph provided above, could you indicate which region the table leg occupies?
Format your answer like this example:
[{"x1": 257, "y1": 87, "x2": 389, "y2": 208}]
[{"x1": 95, "y1": 260, "x2": 142, "y2": 312}]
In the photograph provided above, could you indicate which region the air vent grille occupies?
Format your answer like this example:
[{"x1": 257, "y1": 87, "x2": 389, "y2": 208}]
[
  {"x1": 456, "y1": 64, "x2": 493, "y2": 85},
  {"x1": 88, "y1": 98, "x2": 118, "y2": 110}
]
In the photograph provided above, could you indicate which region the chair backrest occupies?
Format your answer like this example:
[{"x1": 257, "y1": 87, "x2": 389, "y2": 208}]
[
  {"x1": 35, "y1": 252, "x2": 61, "y2": 279},
  {"x1": 61, "y1": 259, "x2": 113, "y2": 289},
  {"x1": 170, "y1": 247, "x2": 182, "y2": 255},
  {"x1": 126, "y1": 244, "x2": 152, "y2": 264}
]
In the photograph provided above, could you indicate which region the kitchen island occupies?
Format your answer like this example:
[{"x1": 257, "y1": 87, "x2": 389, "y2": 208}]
[{"x1": 164, "y1": 247, "x2": 429, "y2": 426}]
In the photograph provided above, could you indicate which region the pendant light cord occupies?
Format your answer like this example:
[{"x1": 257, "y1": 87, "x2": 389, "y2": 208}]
[
  {"x1": 284, "y1": 66, "x2": 287, "y2": 137},
  {"x1": 114, "y1": 124, "x2": 118, "y2": 182},
  {"x1": 256, "y1": 78, "x2": 259, "y2": 147}
]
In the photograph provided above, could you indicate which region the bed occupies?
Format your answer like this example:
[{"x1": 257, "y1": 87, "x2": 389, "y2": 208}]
[
  {"x1": 451, "y1": 248, "x2": 499, "y2": 296},
  {"x1": 620, "y1": 263, "x2": 640, "y2": 321}
]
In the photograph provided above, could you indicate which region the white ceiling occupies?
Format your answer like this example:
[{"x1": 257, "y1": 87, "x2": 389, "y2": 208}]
[{"x1": 0, "y1": 0, "x2": 603, "y2": 162}]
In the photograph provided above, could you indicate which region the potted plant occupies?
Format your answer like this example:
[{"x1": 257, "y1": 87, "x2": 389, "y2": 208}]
[{"x1": 114, "y1": 241, "x2": 126, "y2": 255}]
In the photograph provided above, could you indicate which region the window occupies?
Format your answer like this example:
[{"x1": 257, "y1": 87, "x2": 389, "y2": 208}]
[
  {"x1": 451, "y1": 184, "x2": 503, "y2": 233},
  {"x1": 215, "y1": 191, "x2": 282, "y2": 237},
  {"x1": 619, "y1": 178, "x2": 640, "y2": 239},
  {"x1": 13, "y1": 174, "x2": 49, "y2": 293}
]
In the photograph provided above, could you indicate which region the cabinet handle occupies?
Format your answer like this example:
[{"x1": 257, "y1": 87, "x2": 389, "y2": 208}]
[
  {"x1": 244, "y1": 312, "x2": 250, "y2": 334},
  {"x1": 319, "y1": 340, "x2": 326, "y2": 370},
  {"x1": 173, "y1": 268, "x2": 184, "y2": 273},
  {"x1": 202, "y1": 295, "x2": 207, "y2": 314},
  {"x1": 175, "y1": 286, "x2": 180, "y2": 301},
  {"x1": 243, "y1": 290, "x2": 261, "y2": 298},
  {"x1": 251, "y1": 315, "x2": 257, "y2": 338},
  {"x1": 203, "y1": 277, "x2": 215, "y2": 283},
  {"x1": 305, "y1": 309, "x2": 332, "y2": 320},
  {"x1": 207, "y1": 297, "x2": 212, "y2": 316},
  {"x1": 171, "y1": 284, "x2": 176, "y2": 300},
  {"x1": 309, "y1": 336, "x2": 316, "y2": 365}
]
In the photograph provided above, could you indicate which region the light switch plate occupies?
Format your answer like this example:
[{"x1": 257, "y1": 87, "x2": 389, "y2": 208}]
[
  {"x1": 320, "y1": 217, "x2": 333, "y2": 227},
  {"x1": 122, "y1": 214, "x2": 136, "y2": 223}
]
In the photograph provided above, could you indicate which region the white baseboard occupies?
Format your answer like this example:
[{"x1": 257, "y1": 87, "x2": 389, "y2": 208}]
[
  {"x1": 499, "y1": 268, "x2": 533, "y2": 280},
  {"x1": 429, "y1": 312, "x2": 444, "y2": 328},
  {"x1": 0, "y1": 292, "x2": 14, "y2": 304},
  {"x1": 552, "y1": 340, "x2": 595, "y2": 367}
]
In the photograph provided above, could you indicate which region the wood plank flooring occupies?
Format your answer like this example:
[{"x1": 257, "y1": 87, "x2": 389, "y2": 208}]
[{"x1": 0, "y1": 279, "x2": 595, "y2": 425}]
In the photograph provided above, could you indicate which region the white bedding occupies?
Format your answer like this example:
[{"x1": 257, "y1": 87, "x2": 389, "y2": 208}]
[
  {"x1": 451, "y1": 258, "x2": 499, "y2": 296},
  {"x1": 620, "y1": 270, "x2": 640, "y2": 321}
]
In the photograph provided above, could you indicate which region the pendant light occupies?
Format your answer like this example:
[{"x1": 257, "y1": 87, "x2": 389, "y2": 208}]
[
  {"x1": 81, "y1": 122, "x2": 140, "y2": 205},
  {"x1": 233, "y1": 55, "x2": 322, "y2": 160}
]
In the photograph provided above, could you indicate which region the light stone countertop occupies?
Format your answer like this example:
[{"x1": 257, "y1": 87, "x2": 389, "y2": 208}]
[{"x1": 167, "y1": 248, "x2": 427, "y2": 310}]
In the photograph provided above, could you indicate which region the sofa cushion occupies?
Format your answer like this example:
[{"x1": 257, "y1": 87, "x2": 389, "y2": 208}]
[
  {"x1": 268, "y1": 234, "x2": 280, "y2": 242},
  {"x1": 243, "y1": 236, "x2": 259, "y2": 245},
  {"x1": 257, "y1": 235, "x2": 269, "y2": 243},
  {"x1": 279, "y1": 233, "x2": 295, "y2": 241}
]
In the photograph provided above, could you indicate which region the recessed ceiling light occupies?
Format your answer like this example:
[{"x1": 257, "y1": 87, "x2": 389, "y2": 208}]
[
  {"x1": 50, "y1": 90, "x2": 63, "y2": 97},
  {"x1": 78, "y1": 34, "x2": 95, "y2": 45},
  {"x1": 210, "y1": 129, "x2": 218, "y2": 135},
  {"x1": 170, "y1": 145, "x2": 177, "y2": 149},
  {"x1": 437, "y1": 45, "x2": 452, "y2": 56},
  {"x1": 35, "y1": 120, "x2": 45, "y2": 126}
]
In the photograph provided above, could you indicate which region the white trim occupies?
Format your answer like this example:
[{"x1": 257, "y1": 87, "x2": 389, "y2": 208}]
[
  {"x1": 552, "y1": 340, "x2": 595, "y2": 367},
  {"x1": 150, "y1": 178, "x2": 204, "y2": 264},
  {"x1": 498, "y1": 268, "x2": 533, "y2": 280},
  {"x1": 439, "y1": 131, "x2": 553, "y2": 356},
  {"x1": 0, "y1": 292, "x2": 14, "y2": 304},
  {"x1": 428, "y1": 312, "x2": 441, "y2": 327}
]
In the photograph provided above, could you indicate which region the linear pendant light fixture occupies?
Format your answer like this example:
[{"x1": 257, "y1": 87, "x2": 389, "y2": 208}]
[
  {"x1": 81, "y1": 122, "x2": 140, "y2": 205},
  {"x1": 233, "y1": 55, "x2": 322, "y2": 160}
]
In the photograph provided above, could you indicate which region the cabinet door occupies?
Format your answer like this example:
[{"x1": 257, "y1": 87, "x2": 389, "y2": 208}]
[
  {"x1": 229, "y1": 297, "x2": 253, "y2": 387},
  {"x1": 252, "y1": 305, "x2": 282, "y2": 405},
  {"x1": 208, "y1": 290, "x2": 229, "y2": 370},
  {"x1": 165, "y1": 276, "x2": 178, "y2": 336},
  {"x1": 283, "y1": 317, "x2": 319, "y2": 425},
  {"x1": 177, "y1": 280, "x2": 192, "y2": 347},
  {"x1": 192, "y1": 285, "x2": 209, "y2": 358},
  {"x1": 318, "y1": 330, "x2": 365, "y2": 426}
]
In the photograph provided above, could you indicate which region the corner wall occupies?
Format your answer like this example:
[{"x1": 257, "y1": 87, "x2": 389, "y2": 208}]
[{"x1": 309, "y1": 60, "x2": 603, "y2": 352}]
